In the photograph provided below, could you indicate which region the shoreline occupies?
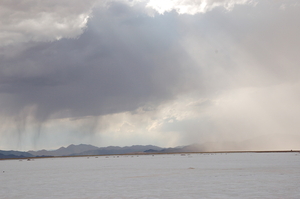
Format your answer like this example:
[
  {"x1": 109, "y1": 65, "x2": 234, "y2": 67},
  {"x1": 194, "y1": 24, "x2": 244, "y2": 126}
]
[{"x1": 1, "y1": 150, "x2": 299, "y2": 161}]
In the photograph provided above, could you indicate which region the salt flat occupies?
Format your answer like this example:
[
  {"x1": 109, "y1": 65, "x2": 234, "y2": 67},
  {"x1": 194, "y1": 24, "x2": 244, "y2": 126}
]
[{"x1": 1, "y1": 152, "x2": 300, "y2": 199}]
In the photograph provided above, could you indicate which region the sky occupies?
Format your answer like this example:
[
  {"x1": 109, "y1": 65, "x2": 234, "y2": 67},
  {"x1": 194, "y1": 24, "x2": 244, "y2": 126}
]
[{"x1": 0, "y1": 0, "x2": 300, "y2": 151}]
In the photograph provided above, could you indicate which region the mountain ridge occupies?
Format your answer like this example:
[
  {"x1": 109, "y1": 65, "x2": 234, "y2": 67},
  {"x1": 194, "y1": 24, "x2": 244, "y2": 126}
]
[
  {"x1": 26, "y1": 144, "x2": 163, "y2": 157},
  {"x1": 1, "y1": 135, "x2": 299, "y2": 159}
]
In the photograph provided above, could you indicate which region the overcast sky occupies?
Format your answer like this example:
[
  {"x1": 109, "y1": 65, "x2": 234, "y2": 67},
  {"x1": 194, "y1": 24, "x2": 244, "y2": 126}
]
[{"x1": 1, "y1": 0, "x2": 300, "y2": 151}]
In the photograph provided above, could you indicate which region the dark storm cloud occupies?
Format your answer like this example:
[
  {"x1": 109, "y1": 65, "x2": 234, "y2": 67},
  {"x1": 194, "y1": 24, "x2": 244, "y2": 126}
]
[
  {"x1": 1, "y1": 0, "x2": 300, "y2": 150},
  {"x1": 1, "y1": 0, "x2": 300, "y2": 122},
  {"x1": 0, "y1": 2, "x2": 200, "y2": 121}
]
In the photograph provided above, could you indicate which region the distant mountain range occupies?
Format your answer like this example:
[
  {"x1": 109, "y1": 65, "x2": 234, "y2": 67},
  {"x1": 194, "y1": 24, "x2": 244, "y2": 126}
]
[
  {"x1": 1, "y1": 143, "x2": 207, "y2": 159},
  {"x1": 71, "y1": 145, "x2": 163, "y2": 156},
  {"x1": 0, "y1": 144, "x2": 164, "y2": 159},
  {"x1": 0, "y1": 150, "x2": 34, "y2": 159},
  {"x1": 28, "y1": 144, "x2": 99, "y2": 157},
  {"x1": 1, "y1": 134, "x2": 299, "y2": 159},
  {"x1": 28, "y1": 144, "x2": 163, "y2": 157},
  {"x1": 0, "y1": 143, "x2": 246, "y2": 159}
]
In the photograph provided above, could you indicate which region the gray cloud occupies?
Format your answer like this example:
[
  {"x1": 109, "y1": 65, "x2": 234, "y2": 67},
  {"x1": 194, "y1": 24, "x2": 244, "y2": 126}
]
[
  {"x1": 1, "y1": 0, "x2": 300, "y2": 150},
  {"x1": 0, "y1": 0, "x2": 95, "y2": 45},
  {"x1": 0, "y1": 2, "x2": 199, "y2": 122}
]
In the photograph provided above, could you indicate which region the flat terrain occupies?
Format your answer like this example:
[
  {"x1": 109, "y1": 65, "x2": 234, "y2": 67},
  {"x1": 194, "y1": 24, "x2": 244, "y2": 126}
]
[{"x1": 1, "y1": 152, "x2": 300, "y2": 198}]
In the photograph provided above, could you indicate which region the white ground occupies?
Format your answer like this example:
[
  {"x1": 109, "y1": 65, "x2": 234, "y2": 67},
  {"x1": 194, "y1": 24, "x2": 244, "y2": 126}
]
[{"x1": 1, "y1": 152, "x2": 300, "y2": 199}]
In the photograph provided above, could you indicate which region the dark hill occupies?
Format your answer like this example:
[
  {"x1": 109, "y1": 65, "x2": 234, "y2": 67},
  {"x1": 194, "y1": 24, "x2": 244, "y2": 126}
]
[
  {"x1": 0, "y1": 150, "x2": 34, "y2": 158},
  {"x1": 72, "y1": 145, "x2": 163, "y2": 156},
  {"x1": 29, "y1": 144, "x2": 99, "y2": 156}
]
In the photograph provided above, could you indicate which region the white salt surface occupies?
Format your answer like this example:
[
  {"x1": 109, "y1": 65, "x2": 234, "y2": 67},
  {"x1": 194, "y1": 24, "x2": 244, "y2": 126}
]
[{"x1": 1, "y1": 152, "x2": 300, "y2": 199}]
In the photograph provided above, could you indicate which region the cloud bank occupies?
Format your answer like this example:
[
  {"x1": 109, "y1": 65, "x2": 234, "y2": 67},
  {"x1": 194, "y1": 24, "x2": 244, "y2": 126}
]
[{"x1": 0, "y1": 0, "x2": 300, "y2": 150}]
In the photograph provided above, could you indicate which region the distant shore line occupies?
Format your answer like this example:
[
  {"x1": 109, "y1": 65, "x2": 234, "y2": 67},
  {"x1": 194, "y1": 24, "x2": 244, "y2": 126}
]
[{"x1": 1, "y1": 150, "x2": 299, "y2": 161}]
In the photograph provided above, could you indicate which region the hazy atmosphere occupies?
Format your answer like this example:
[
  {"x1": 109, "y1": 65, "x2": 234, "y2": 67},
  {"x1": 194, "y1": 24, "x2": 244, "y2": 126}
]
[{"x1": 0, "y1": 0, "x2": 300, "y2": 151}]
